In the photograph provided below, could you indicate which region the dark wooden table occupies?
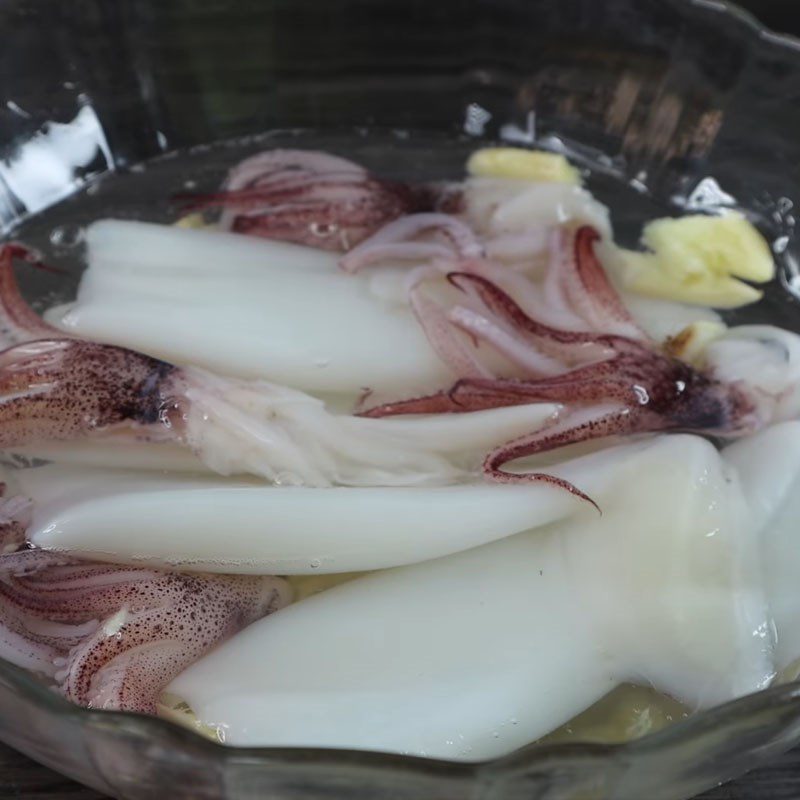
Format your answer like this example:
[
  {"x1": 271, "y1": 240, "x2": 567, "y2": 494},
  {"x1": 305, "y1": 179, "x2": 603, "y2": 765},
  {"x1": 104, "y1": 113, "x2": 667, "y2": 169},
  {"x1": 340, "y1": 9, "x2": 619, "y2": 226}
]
[{"x1": 1, "y1": 737, "x2": 799, "y2": 799}]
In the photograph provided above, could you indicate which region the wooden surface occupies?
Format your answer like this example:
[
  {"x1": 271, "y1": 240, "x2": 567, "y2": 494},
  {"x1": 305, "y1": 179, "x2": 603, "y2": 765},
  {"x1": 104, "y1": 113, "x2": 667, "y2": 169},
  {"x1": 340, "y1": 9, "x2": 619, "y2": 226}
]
[{"x1": 1, "y1": 737, "x2": 799, "y2": 799}]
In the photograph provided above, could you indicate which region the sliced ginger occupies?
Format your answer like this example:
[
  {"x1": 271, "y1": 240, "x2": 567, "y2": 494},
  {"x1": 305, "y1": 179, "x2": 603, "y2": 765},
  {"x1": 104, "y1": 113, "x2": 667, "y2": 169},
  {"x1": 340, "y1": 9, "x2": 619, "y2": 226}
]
[
  {"x1": 467, "y1": 147, "x2": 581, "y2": 185},
  {"x1": 664, "y1": 320, "x2": 728, "y2": 367},
  {"x1": 467, "y1": 151, "x2": 772, "y2": 309},
  {"x1": 174, "y1": 212, "x2": 210, "y2": 230},
  {"x1": 619, "y1": 211, "x2": 775, "y2": 309}
]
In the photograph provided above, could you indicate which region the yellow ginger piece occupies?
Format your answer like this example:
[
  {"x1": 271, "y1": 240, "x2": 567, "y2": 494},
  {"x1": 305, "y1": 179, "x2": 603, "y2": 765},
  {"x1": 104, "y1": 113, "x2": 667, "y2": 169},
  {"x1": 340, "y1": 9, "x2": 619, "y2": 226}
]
[
  {"x1": 664, "y1": 320, "x2": 728, "y2": 367},
  {"x1": 467, "y1": 147, "x2": 581, "y2": 185},
  {"x1": 174, "y1": 212, "x2": 210, "y2": 230},
  {"x1": 619, "y1": 211, "x2": 775, "y2": 309}
]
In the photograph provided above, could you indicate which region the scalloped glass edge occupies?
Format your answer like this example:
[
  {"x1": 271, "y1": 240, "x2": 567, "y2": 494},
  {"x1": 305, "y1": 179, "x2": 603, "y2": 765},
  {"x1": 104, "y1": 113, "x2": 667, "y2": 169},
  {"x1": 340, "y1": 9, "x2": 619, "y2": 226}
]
[
  {"x1": 2, "y1": 1, "x2": 800, "y2": 798},
  {"x1": 4, "y1": 654, "x2": 800, "y2": 798}
]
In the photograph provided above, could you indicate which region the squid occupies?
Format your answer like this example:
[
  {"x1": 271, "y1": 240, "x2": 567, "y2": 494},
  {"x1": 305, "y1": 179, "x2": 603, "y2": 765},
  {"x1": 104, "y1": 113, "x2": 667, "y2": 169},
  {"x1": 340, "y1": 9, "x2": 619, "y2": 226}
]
[
  {"x1": 47, "y1": 148, "x2": 716, "y2": 397},
  {"x1": 47, "y1": 217, "x2": 720, "y2": 397},
  {"x1": 1, "y1": 240, "x2": 574, "y2": 487},
  {"x1": 0, "y1": 502, "x2": 290, "y2": 713},
  {"x1": 0, "y1": 340, "x2": 561, "y2": 489},
  {"x1": 174, "y1": 149, "x2": 442, "y2": 250},
  {"x1": 175, "y1": 149, "x2": 611, "y2": 258},
  {"x1": 2, "y1": 217, "x2": 798, "y2": 505},
  {"x1": 0, "y1": 151, "x2": 790, "y2": 501},
  {"x1": 0, "y1": 249, "x2": 299, "y2": 716},
  {"x1": 169, "y1": 431, "x2": 788, "y2": 758},
  {"x1": 0, "y1": 146, "x2": 795, "y2": 744},
  {"x1": 48, "y1": 219, "x2": 457, "y2": 396},
  {"x1": 350, "y1": 223, "x2": 789, "y2": 502},
  {"x1": 7, "y1": 443, "x2": 631, "y2": 575}
]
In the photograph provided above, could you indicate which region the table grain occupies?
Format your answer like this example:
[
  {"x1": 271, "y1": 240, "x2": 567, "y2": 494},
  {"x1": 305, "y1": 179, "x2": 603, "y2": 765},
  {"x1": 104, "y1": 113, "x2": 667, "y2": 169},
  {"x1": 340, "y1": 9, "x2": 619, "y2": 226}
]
[{"x1": 0, "y1": 738, "x2": 798, "y2": 799}]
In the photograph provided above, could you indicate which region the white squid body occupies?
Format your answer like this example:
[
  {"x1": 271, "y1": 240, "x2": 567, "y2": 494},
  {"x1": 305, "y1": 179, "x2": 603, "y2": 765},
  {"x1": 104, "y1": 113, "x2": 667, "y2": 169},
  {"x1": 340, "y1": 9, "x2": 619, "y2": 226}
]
[
  {"x1": 724, "y1": 422, "x2": 800, "y2": 669},
  {"x1": 11, "y1": 399, "x2": 560, "y2": 488},
  {"x1": 47, "y1": 220, "x2": 453, "y2": 396},
  {"x1": 46, "y1": 221, "x2": 720, "y2": 397},
  {"x1": 167, "y1": 432, "x2": 794, "y2": 759},
  {"x1": 462, "y1": 177, "x2": 612, "y2": 239},
  {"x1": 20, "y1": 434, "x2": 620, "y2": 574}
]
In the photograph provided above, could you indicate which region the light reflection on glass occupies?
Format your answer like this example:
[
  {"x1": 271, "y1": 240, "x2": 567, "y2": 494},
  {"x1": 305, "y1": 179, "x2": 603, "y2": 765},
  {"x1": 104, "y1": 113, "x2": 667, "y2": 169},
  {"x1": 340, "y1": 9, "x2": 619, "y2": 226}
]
[{"x1": 0, "y1": 104, "x2": 113, "y2": 234}]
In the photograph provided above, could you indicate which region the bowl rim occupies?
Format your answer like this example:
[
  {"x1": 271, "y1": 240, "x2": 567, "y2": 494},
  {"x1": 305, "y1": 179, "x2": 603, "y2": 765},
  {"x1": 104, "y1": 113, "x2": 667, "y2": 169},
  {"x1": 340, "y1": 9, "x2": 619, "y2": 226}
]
[
  {"x1": 4, "y1": 655, "x2": 800, "y2": 775},
  {"x1": 695, "y1": 0, "x2": 800, "y2": 52}
]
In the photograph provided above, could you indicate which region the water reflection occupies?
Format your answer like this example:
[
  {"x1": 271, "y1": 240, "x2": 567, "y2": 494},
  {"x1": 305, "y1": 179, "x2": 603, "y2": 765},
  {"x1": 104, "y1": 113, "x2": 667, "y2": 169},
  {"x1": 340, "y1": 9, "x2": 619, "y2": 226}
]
[{"x1": 0, "y1": 105, "x2": 113, "y2": 234}]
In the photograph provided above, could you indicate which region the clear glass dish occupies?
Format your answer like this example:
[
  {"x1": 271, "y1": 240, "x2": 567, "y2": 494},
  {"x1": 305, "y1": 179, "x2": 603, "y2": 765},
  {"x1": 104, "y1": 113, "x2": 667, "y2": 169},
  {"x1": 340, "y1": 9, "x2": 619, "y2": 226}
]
[{"x1": 1, "y1": 0, "x2": 800, "y2": 797}]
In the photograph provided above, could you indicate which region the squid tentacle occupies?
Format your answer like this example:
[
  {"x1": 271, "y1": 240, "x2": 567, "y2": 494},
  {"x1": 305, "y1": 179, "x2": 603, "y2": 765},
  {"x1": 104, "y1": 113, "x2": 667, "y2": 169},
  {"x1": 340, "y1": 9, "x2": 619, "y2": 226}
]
[
  {"x1": 360, "y1": 350, "x2": 645, "y2": 419},
  {"x1": 482, "y1": 406, "x2": 638, "y2": 512},
  {"x1": 446, "y1": 305, "x2": 568, "y2": 377},
  {"x1": 340, "y1": 212, "x2": 484, "y2": 272},
  {"x1": 540, "y1": 227, "x2": 591, "y2": 332},
  {"x1": 559, "y1": 226, "x2": 645, "y2": 340},
  {"x1": 409, "y1": 289, "x2": 493, "y2": 380},
  {"x1": 449, "y1": 373, "x2": 639, "y2": 406},
  {"x1": 0, "y1": 539, "x2": 290, "y2": 713},
  {"x1": 356, "y1": 388, "x2": 476, "y2": 417},
  {"x1": 175, "y1": 150, "x2": 437, "y2": 251},
  {"x1": 0, "y1": 339, "x2": 182, "y2": 451},
  {"x1": 58, "y1": 572, "x2": 268, "y2": 712},
  {"x1": 355, "y1": 223, "x2": 762, "y2": 506},
  {"x1": 1, "y1": 568, "x2": 165, "y2": 618},
  {"x1": 0, "y1": 244, "x2": 67, "y2": 349},
  {"x1": 446, "y1": 270, "x2": 623, "y2": 362},
  {"x1": 484, "y1": 406, "x2": 635, "y2": 471}
]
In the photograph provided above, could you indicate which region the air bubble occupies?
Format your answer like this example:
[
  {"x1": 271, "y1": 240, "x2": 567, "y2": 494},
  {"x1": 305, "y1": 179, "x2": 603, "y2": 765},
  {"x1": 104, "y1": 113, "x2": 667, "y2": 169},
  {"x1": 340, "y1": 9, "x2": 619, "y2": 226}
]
[
  {"x1": 464, "y1": 102, "x2": 492, "y2": 137},
  {"x1": 774, "y1": 236, "x2": 790, "y2": 254},
  {"x1": 310, "y1": 558, "x2": 321, "y2": 569},
  {"x1": 274, "y1": 471, "x2": 303, "y2": 486},
  {"x1": 310, "y1": 222, "x2": 337, "y2": 238},
  {"x1": 49, "y1": 225, "x2": 84, "y2": 248}
]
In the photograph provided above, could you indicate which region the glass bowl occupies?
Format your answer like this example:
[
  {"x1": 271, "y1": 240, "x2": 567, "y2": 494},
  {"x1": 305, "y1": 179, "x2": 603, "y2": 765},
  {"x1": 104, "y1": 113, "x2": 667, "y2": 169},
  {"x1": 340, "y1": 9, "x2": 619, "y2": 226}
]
[{"x1": 2, "y1": 0, "x2": 800, "y2": 797}]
